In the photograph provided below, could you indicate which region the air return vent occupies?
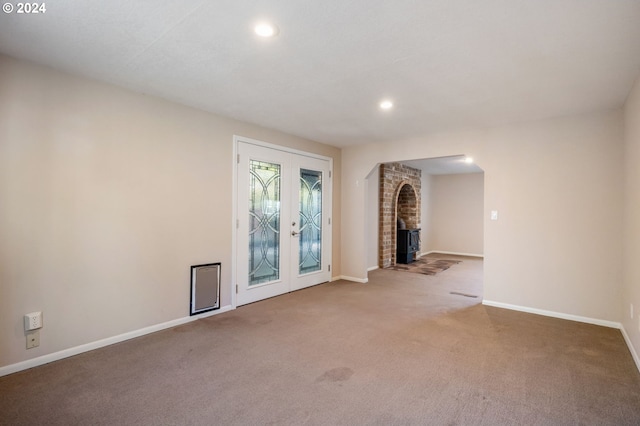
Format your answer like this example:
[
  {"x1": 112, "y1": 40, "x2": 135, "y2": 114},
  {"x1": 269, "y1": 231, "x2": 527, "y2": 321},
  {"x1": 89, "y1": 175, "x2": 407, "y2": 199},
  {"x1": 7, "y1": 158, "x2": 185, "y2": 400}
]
[{"x1": 190, "y1": 263, "x2": 221, "y2": 316}]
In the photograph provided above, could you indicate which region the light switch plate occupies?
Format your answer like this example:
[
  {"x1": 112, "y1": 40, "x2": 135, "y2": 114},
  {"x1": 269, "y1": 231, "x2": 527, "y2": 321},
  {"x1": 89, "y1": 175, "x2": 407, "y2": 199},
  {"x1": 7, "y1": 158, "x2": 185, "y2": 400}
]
[{"x1": 491, "y1": 210, "x2": 498, "y2": 221}]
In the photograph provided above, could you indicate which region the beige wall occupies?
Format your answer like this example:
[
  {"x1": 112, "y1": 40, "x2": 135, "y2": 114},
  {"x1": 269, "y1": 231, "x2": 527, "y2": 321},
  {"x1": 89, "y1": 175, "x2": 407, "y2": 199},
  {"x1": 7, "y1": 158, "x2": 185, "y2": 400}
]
[
  {"x1": 344, "y1": 110, "x2": 623, "y2": 322},
  {"x1": 428, "y1": 173, "x2": 484, "y2": 256},
  {"x1": 0, "y1": 55, "x2": 341, "y2": 368},
  {"x1": 623, "y1": 75, "x2": 640, "y2": 361},
  {"x1": 366, "y1": 165, "x2": 379, "y2": 270},
  {"x1": 419, "y1": 174, "x2": 434, "y2": 253}
]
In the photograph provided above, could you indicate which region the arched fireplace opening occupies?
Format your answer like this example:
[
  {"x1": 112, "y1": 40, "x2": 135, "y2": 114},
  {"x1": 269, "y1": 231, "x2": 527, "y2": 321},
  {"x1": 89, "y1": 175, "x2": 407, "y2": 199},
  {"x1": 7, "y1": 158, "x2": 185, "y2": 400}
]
[
  {"x1": 395, "y1": 183, "x2": 421, "y2": 264},
  {"x1": 397, "y1": 183, "x2": 418, "y2": 229}
]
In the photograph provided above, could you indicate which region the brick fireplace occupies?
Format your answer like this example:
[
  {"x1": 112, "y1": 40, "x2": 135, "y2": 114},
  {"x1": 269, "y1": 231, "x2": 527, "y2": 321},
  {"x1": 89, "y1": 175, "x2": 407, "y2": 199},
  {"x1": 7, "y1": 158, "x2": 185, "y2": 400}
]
[{"x1": 378, "y1": 162, "x2": 422, "y2": 268}]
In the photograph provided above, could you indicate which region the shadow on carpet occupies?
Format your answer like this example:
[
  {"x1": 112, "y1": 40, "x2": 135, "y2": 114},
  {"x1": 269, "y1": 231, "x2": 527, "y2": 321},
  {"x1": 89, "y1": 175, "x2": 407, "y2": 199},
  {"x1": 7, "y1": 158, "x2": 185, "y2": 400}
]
[{"x1": 386, "y1": 257, "x2": 461, "y2": 275}]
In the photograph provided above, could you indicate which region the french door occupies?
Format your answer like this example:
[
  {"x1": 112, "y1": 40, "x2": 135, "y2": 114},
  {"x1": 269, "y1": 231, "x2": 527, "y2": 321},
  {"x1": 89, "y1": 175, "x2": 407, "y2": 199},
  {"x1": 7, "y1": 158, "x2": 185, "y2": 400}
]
[{"x1": 236, "y1": 140, "x2": 331, "y2": 306}]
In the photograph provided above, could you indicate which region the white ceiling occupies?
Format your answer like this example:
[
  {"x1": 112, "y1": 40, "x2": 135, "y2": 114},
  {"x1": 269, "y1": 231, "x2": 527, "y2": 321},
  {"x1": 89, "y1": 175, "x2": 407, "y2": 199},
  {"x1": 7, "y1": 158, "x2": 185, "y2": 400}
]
[
  {"x1": 1, "y1": 0, "x2": 640, "y2": 148},
  {"x1": 401, "y1": 156, "x2": 484, "y2": 175}
]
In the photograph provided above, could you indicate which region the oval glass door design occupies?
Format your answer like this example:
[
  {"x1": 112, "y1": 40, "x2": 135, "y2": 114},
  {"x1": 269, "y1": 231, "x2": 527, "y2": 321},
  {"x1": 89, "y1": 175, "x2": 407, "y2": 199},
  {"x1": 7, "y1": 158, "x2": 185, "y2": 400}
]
[
  {"x1": 298, "y1": 168, "x2": 322, "y2": 275},
  {"x1": 237, "y1": 140, "x2": 331, "y2": 306},
  {"x1": 249, "y1": 160, "x2": 281, "y2": 285}
]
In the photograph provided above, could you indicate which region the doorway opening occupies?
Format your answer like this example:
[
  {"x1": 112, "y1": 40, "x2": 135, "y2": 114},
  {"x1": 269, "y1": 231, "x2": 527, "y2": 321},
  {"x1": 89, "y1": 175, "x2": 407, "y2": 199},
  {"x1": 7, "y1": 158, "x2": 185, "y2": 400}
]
[{"x1": 366, "y1": 155, "x2": 485, "y2": 297}]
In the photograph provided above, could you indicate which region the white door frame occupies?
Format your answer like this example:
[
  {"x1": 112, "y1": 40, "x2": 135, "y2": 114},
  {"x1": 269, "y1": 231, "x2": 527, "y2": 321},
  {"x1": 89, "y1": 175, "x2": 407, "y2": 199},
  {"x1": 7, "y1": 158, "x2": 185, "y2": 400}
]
[{"x1": 231, "y1": 135, "x2": 333, "y2": 308}]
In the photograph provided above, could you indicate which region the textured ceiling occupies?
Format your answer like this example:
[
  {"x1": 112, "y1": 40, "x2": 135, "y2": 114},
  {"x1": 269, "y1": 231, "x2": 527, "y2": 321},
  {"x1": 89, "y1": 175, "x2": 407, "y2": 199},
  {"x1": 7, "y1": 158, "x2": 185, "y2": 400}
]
[
  {"x1": 1, "y1": 0, "x2": 640, "y2": 148},
  {"x1": 401, "y1": 156, "x2": 484, "y2": 175}
]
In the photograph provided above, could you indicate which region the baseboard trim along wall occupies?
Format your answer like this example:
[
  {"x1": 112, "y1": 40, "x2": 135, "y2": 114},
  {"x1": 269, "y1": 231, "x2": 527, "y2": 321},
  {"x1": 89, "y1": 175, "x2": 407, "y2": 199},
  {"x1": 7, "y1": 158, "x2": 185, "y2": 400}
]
[
  {"x1": 337, "y1": 275, "x2": 369, "y2": 283},
  {"x1": 367, "y1": 266, "x2": 379, "y2": 272},
  {"x1": 0, "y1": 304, "x2": 235, "y2": 377},
  {"x1": 422, "y1": 250, "x2": 484, "y2": 258},
  {"x1": 621, "y1": 326, "x2": 640, "y2": 373},
  {"x1": 482, "y1": 300, "x2": 621, "y2": 328}
]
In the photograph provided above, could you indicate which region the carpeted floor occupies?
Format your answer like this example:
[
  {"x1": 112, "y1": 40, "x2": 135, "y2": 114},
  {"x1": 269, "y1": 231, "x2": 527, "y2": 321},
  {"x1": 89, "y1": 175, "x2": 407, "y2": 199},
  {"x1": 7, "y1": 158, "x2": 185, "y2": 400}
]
[
  {"x1": 386, "y1": 256, "x2": 461, "y2": 275},
  {"x1": 1, "y1": 255, "x2": 639, "y2": 425}
]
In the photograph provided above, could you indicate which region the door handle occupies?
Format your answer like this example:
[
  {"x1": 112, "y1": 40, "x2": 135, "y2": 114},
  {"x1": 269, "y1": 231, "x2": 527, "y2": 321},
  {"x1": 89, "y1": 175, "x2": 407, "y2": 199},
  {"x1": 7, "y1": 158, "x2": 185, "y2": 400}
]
[{"x1": 291, "y1": 231, "x2": 299, "y2": 236}]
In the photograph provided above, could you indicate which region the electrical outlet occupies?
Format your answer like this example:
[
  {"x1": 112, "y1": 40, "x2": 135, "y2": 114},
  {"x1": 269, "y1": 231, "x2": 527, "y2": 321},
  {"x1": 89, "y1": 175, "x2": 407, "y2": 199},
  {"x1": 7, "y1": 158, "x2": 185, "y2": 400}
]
[
  {"x1": 24, "y1": 311, "x2": 42, "y2": 331},
  {"x1": 26, "y1": 331, "x2": 39, "y2": 349}
]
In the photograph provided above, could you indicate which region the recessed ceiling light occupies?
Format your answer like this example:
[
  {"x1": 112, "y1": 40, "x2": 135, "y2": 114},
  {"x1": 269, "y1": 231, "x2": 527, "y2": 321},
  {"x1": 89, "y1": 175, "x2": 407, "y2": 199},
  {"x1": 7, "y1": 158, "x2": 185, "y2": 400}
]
[
  {"x1": 379, "y1": 100, "x2": 393, "y2": 110},
  {"x1": 255, "y1": 22, "x2": 278, "y2": 37},
  {"x1": 464, "y1": 157, "x2": 474, "y2": 164}
]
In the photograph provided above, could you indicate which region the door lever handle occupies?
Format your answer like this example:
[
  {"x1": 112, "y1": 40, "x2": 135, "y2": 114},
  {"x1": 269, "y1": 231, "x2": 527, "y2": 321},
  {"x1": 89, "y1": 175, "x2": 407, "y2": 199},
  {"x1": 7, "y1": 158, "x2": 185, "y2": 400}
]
[{"x1": 291, "y1": 231, "x2": 299, "y2": 236}]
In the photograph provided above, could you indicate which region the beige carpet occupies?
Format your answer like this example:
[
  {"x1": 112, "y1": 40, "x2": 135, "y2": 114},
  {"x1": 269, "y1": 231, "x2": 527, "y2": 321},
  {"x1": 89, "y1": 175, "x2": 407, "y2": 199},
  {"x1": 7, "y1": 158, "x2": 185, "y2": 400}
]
[{"x1": 1, "y1": 255, "x2": 639, "y2": 425}]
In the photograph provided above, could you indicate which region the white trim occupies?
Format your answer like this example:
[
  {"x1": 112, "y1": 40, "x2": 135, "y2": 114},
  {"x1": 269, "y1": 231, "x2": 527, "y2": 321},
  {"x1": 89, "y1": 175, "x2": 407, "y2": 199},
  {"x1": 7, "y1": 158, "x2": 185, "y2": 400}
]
[
  {"x1": 422, "y1": 250, "x2": 484, "y2": 258},
  {"x1": 233, "y1": 135, "x2": 333, "y2": 162},
  {"x1": 367, "y1": 265, "x2": 379, "y2": 272},
  {"x1": 338, "y1": 275, "x2": 369, "y2": 283},
  {"x1": 0, "y1": 305, "x2": 234, "y2": 377},
  {"x1": 231, "y1": 138, "x2": 238, "y2": 308},
  {"x1": 620, "y1": 325, "x2": 640, "y2": 373},
  {"x1": 482, "y1": 300, "x2": 621, "y2": 329}
]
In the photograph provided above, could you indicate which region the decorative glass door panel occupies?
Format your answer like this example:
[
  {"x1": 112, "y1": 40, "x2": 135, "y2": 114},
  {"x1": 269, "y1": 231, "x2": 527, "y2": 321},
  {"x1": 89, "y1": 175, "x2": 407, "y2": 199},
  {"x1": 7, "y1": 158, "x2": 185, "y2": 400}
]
[
  {"x1": 290, "y1": 156, "x2": 331, "y2": 291},
  {"x1": 248, "y1": 160, "x2": 281, "y2": 286},
  {"x1": 298, "y1": 169, "x2": 322, "y2": 275},
  {"x1": 236, "y1": 140, "x2": 331, "y2": 306}
]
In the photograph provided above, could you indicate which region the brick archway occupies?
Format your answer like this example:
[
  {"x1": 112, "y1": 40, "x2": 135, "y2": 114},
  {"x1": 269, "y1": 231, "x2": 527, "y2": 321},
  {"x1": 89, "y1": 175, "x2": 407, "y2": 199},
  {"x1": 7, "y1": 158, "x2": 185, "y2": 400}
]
[
  {"x1": 379, "y1": 163, "x2": 421, "y2": 268},
  {"x1": 396, "y1": 182, "x2": 419, "y2": 229}
]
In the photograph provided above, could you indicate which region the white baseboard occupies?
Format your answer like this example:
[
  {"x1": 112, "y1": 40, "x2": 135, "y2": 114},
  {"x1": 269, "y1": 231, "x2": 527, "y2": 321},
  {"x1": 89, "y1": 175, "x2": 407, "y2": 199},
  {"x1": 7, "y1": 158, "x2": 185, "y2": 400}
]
[
  {"x1": 423, "y1": 250, "x2": 484, "y2": 258},
  {"x1": 482, "y1": 300, "x2": 621, "y2": 329},
  {"x1": 620, "y1": 325, "x2": 640, "y2": 373},
  {"x1": 367, "y1": 265, "x2": 379, "y2": 272},
  {"x1": 0, "y1": 304, "x2": 235, "y2": 377},
  {"x1": 337, "y1": 275, "x2": 369, "y2": 283}
]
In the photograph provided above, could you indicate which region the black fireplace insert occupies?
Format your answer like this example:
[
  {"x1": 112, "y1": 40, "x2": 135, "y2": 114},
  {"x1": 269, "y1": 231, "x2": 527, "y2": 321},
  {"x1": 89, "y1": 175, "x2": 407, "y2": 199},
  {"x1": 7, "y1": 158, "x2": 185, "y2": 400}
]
[{"x1": 397, "y1": 228, "x2": 420, "y2": 264}]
